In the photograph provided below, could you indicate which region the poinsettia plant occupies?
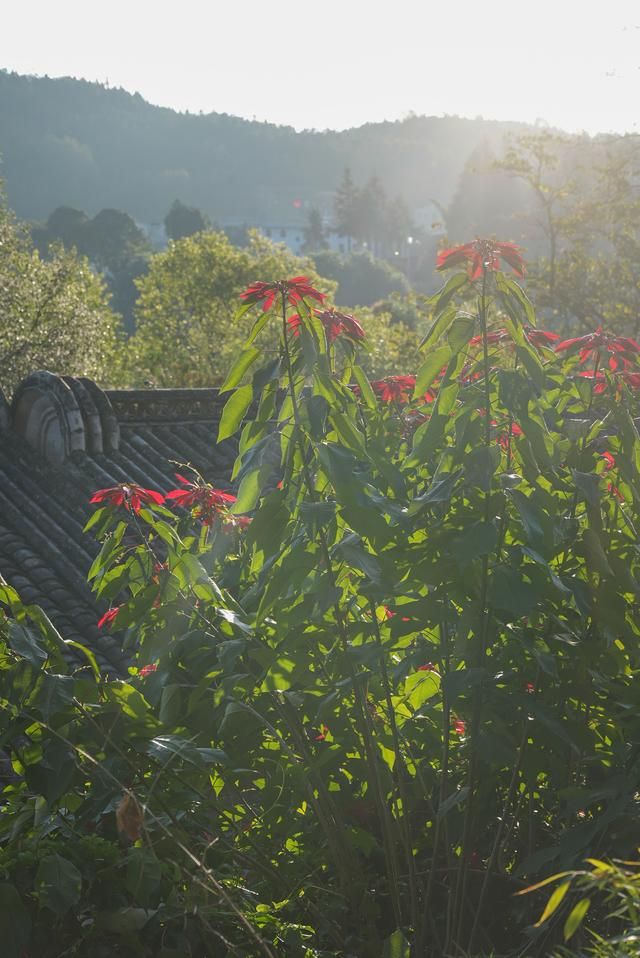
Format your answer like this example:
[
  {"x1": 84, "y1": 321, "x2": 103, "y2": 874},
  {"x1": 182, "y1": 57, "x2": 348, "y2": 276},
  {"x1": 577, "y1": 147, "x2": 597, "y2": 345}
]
[{"x1": 3, "y1": 247, "x2": 640, "y2": 958}]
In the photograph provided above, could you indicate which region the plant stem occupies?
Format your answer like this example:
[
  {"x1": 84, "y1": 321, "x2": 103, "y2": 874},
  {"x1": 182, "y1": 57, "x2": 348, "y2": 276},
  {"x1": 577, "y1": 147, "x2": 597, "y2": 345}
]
[
  {"x1": 452, "y1": 267, "x2": 492, "y2": 948},
  {"x1": 280, "y1": 292, "x2": 404, "y2": 928}
]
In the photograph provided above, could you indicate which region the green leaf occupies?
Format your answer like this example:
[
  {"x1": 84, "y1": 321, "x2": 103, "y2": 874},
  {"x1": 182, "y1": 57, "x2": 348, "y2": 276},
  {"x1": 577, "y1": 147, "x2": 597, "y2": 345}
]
[
  {"x1": 403, "y1": 669, "x2": 440, "y2": 710},
  {"x1": 563, "y1": 898, "x2": 591, "y2": 941},
  {"x1": 246, "y1": 309, "x2": 272, "y2": 345},
  {"x1": 352, "y1": 364, "x2": 377, "y2": 409},
  {"x1": 147, "y1": 735, "x2": 227, "y2": 769},
  {"x1": 36, "y1": 855, "x2": 82, "y2": 916},
  {"x1": 447, "y1": 312, "x2": 476, "y2": 354},
  {"x1": 489, "y1": 566, "x2": 541, "y2": 619},
  {"x1": 572, "y1": 470, "x2": 601, "y2": 507},
  {"x1": 88, "y1": 521, "x2": 126, "y2": 581},
  {"x1": 427, "y1": 271, "x2": 469, "y2": 317},
  {"x1": 451, "y1": 521, "x2": 497, "y2": 564},
  {"x1": 338, "y1": 538, "x2": 383, "y2": 584},
  {"x1": 330, "y1": 410, "x2": 367, "y2": 456},
  {"x1": 218, "y1": 383, "x2": 253, "y2": 442},
  {"x1": 0, "y1": 883, "x2": 31, "y2": 958},
  {"x1": 33, "y1": 673, "x2": 75, "y2": 720},
  {"x1": 533, "y1": 880, "x2": 571, "y2": 928},
  {"x1": 464, "y1": 445, "x2": 501, "y2": 491},
  {"x1": 496, "y1": 272, "x2": 536, "y2": 326},
  {"x1": 509, "y1": 489, "x2": 547, "y2": 547},
  {"x1": 414, "y1": 344, "x2": 451, "y2": 397},
  {"x1": 220, "y1": 346, "x2": 260, "y2": 392},
  {"x1": 8, "y1": 621, "x2": 47, "y2": 666},
  {"x1": 233, "y1": 464, "x2": 263, "y2": 514},
  {"x1": 125, "y1": 848, "x2": 162, "y2": 908},
  {"x1": 516, "y1": 344, "x2": 546, "y2": 393},
  {"x1": 582, "y1": 528, "x2": 613, "y2": 576},
  {"x1": 419, "y1": 303, "x2": 457, "y2": 350},
  {"x1": 382, "y1": 929, "x2": 411, "y2": 958}
]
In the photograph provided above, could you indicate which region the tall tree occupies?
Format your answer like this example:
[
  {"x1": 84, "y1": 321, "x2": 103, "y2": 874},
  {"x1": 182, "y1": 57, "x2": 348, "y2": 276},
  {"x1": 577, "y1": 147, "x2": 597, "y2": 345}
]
[
  {"x1": 164, "y1": 199, "x2": 210, "y2": 241},
  {"x1": 303, "y1": 207, "x2": 327, "y2": 252},
  {"x1": 333, "y1": 168, "x2": 360, "y2": 252}
]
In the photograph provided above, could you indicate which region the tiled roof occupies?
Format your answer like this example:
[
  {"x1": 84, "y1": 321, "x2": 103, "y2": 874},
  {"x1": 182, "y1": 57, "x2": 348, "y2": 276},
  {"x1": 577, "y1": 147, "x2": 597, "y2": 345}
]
[{"x1": 0, "y1": 372, "x2": 236, "y2": 673}]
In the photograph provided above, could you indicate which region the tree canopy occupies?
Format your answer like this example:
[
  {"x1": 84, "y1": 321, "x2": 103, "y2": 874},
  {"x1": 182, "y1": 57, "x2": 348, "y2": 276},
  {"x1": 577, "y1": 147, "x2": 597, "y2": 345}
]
[{"x1": 0, "y1": 192, "x2": 122, "y2": 395}]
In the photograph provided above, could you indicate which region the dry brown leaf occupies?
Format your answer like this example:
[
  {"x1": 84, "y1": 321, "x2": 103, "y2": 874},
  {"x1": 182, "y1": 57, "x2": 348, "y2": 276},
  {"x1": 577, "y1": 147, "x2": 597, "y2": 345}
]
[{"x1": 116, "y1": 791, "x2": 143, "y2": 841}]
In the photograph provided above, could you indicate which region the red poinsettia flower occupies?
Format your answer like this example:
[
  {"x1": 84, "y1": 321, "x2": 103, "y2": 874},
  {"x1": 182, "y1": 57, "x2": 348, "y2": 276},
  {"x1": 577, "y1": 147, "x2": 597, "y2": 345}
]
[
  {"x1": 600, "y1": 452, "x2": 625, "y2": 501},
  {"x1": 240, "y1": 276, "x2": 325, "y2": 312},
  {"x1": 371, "y1": 375, "x2": 417, "y2": 403},
  {"x1": 98, "y1": 606, "x2": 122, "y2": 630},
  {"x1": 524, "y1": 326, "x2": 560, "y2": 349},
  {"x1": 166, "y1": 476, "x2": 237, "y2": 526},
  {"x1": 496, "y1": 421, "x2": 523, "y2": 451},
  {"x1": 555, "y1": 327, "x2": 640, "y2": 371},
  {"x1": 90, "y1": 484, "x2": 164, "y2": 513},
  {"x1": 139, "y1": 663, "x2": 158, "y2": 678},
  {"x1": 288, "y1": 306, "x2": 365, "y2": 343},
  {"x1": 166, "y1": 474, "x2": 236, "y2": 525},
  {"x1": 436, "y1": 239, "x2": 526, "y2": 281}
]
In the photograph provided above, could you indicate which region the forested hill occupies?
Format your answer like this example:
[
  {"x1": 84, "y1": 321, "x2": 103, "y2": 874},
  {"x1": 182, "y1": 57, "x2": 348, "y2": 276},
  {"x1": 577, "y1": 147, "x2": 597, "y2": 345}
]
[{"x1": 0, "y1": 70, "x2": 533, "y2": 224}]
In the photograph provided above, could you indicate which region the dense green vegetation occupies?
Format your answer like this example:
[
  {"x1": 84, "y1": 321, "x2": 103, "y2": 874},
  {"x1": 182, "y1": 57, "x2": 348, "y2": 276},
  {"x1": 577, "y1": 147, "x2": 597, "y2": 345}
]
[
  {"x1": 0, "y1": 194, "x2": 122, "y2": 396},
  {"x1": 2, "y1": 248, "x2": 640, "y2": 956}
]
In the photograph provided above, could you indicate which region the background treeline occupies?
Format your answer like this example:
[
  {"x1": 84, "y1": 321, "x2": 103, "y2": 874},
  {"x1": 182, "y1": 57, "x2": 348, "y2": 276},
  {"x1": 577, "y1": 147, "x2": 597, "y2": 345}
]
[{"x1": 0, "y1": 70, "x2": 528, "y2": 223}]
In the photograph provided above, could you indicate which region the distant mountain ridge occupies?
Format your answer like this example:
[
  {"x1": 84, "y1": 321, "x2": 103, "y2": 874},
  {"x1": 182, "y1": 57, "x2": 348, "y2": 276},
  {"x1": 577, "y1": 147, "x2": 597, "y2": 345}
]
[{"x1": 0, "y1": 69, "x2": 535, "y2": 225}]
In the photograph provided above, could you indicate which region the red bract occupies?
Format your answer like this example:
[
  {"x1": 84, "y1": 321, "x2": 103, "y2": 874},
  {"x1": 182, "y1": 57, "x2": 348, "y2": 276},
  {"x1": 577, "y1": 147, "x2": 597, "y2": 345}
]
[
  {"x1": 372, "y1": 375, "x2": 417, "y2": 403},
  {"x1": 555, "y1": 327, "x2": 640, "y2": 371},
  {"x1": 524, "y1": 326, "x2": 560, "y2": 349},
  {"x1": 468, "y1": 328, "x2": 510, "y2": 349},
  {"x1": 166, "y1": 476, "x2": 237, "y2": 526},
  {"x1": 601, "y1": 452, "x2": 624, "y2": 501},
  {"x1": 98, "y1": 606, "x2": 121, "y2": 630},
  {"x1": 417, "y1": 663, "x2": 437, "y2": 672},
  {"x1": 453, "y1": 718, "x2": 466, "y2": 736},
  {"x1": 139, "y1": 664, "x2": 158, "y2": 678},
  {"x1": 315, "y1": 724, "x2": 330, "y2": 741},
  {"x1": 239, "y1": 276, "x2": 325, "y2": 312},
  {"x1": 289, "y1": 307, "x2": 365, "y2": 343},
  {"x1": 496, "y1": 421, "x2": 523, "y2": 450},
  {"x1": 524, "y1": 682, "x2": 536, "y2": 694},
  {"x1": 90, "y1": 484, "x2": 164, "y2": 513},
  {"x1": 576, "y1": 370, "x2": 608, "y2": 395},
  {"x1": 436, "y1": 239, "x2": 526, "y2": 281},
  {"x1": 223, "y1": 514, "x2": 252, "y2": 532}
]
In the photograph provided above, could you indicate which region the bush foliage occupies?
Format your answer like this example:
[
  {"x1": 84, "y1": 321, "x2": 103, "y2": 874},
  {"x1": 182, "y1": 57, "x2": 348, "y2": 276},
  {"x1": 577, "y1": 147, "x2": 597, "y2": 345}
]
[{"x1": 2, "y1": 241, "x2": 640, "y2": 956}]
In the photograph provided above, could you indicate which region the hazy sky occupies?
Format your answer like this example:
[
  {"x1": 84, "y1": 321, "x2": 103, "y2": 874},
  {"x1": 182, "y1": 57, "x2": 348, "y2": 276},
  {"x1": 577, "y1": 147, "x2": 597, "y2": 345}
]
[{"x1": 2, "y1": 0, "x2": 639, "y2": 134}]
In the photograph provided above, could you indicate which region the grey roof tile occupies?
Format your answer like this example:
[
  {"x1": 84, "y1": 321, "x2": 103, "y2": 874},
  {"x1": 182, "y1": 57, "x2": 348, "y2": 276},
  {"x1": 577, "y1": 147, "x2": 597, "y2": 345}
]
[{"x1": 0, "y1": 375, "x2": 235, "y2": 674}]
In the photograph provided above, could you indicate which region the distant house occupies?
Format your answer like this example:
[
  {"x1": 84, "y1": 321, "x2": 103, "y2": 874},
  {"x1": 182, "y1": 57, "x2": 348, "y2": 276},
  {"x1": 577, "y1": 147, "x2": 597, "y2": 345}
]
[
  {"x1": 254, "y1": 222, "x2": 347, "y2": 255},
  {"x1": 413, "y1": 201, "x2": 447, "y2": 236},
  {"x1": 256, "y1": 224, "x2": 306, "y2": 255}
]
